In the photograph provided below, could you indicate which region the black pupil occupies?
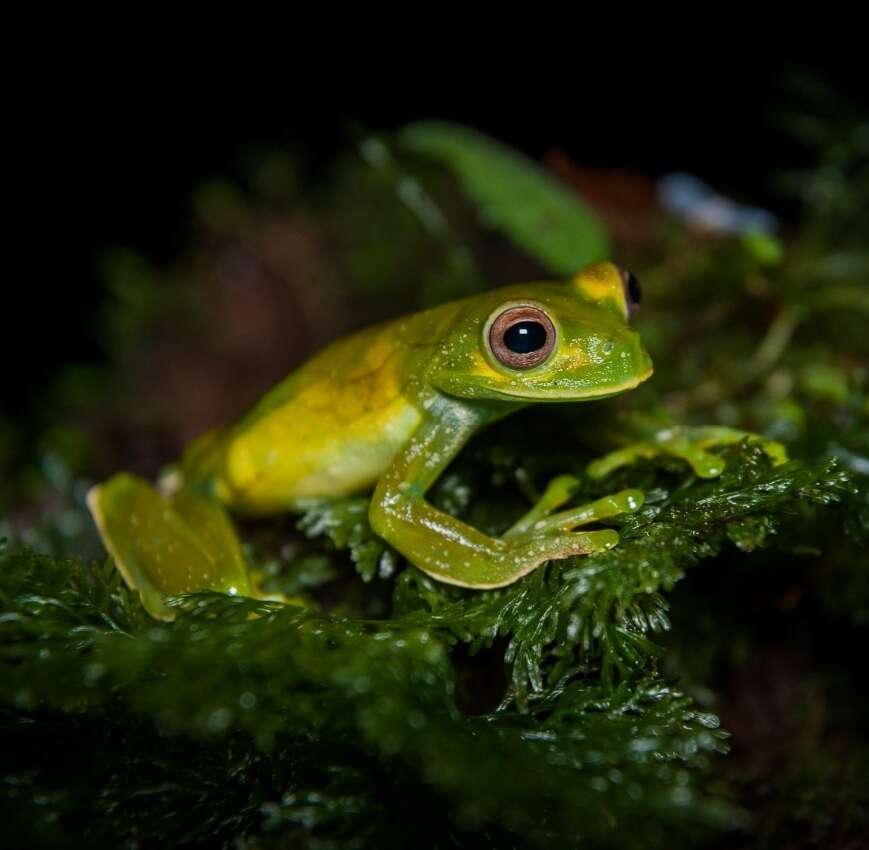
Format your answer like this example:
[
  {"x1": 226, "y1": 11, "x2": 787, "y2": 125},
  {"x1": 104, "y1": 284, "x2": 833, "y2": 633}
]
[{"x1": 504, "y1": 320, "x2": 547, "y2": 354}]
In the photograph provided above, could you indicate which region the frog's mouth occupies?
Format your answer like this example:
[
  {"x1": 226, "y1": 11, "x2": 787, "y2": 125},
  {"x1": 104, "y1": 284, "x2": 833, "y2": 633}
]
[{"x1": 482, "y1": 366, "x2": 654, "y2": 403}]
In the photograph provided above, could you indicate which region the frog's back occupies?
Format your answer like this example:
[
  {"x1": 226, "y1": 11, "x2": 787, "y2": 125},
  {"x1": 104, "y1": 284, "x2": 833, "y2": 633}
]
[{"x1": 209, "y1": 305, "x2": 455, "y2": 513}]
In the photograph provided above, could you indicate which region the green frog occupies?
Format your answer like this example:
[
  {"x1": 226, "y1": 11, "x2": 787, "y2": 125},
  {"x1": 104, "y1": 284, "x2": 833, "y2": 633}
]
[{"x1": 88, "y1": 261, "x2": 783, "y2": 618}]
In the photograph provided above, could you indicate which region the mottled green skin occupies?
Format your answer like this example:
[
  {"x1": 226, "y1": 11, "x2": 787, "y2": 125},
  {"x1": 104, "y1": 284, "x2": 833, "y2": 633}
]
[{"x1": 89, "y1": 261, "x2": 655, "y2": 618}]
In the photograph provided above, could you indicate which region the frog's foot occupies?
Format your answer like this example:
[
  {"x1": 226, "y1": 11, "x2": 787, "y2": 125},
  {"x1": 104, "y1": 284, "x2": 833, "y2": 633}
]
[
  {"x1": 505, "y1": 475, "x2": 644, "y2": 539},
  {"x1": 371, "y1": 404, "x2": 647, "y2": 590},
  {"x1": 88, "y1": 473, "x2": 251, "y2": 620},
  {"x1": 372, "y1": 472, "x2": 644, "y2": 589},
  {"x1": 506, "y1": 526, "x2": 621, "y2": 568},
  {"x1": 492, "y1": 483, "x2": 644, "y2": 578},
  {"x1": 505, "y1": 474, "x2": 580, "y2": 537},
  {"x1": 587, "y1": 425, "x2": 788, "y2": 480},
  {"x1": 462, "y1": 474, "x2": 639, "y2": 572}
]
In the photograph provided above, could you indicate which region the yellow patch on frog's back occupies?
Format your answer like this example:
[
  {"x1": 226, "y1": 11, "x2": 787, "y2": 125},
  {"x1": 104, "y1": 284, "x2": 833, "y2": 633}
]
[{"x1": 216, "y1": 323, "x2": 425, "y2": 513}]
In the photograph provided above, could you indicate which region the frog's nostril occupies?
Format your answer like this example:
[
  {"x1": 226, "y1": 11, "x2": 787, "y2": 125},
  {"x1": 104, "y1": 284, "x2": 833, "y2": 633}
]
[{"x1": 602, "y1": 340, "x2": 615, "y2": 354}]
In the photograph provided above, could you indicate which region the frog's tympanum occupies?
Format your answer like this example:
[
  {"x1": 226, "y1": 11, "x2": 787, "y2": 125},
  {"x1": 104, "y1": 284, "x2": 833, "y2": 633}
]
[{"x1": 88, "y1": 262, "x2": 783, "y2": 618}]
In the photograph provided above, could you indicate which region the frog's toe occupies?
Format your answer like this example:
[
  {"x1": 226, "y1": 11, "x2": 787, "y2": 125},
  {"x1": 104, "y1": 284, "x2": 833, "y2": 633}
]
[
  {"x1": 588, "y1": 426, "x2": 788, "y2": 483},
  {"x1": 758, "y1": 438, "x2": 788, "y2": 466},
  {"x1": 524, "y1": 489, "x2": 644, "y2": 536},
  {"x1": 657, "y1": 437, "x2": 726, "y2": 478},
  {"x1": 516, "y1": 528, "x2": 620, "y2": 564},
  {"x1": 505, "y1": 474, "x2": 581, "y2": 537},
  {"x1": 587, "y1": 444, "x2": 656, "y2": 480},
  {"x1": 665, "y1": 427, "x2": 788, "y2": 475}
]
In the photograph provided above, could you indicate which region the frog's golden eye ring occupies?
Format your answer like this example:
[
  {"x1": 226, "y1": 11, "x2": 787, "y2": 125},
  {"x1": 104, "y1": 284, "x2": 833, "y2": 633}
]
[
  {"x1": 488, "y1": 305, "x2": 557, "y2": 370},
  {"x1": 619, "y1": 267, "x2": 642, "y2": 320}
]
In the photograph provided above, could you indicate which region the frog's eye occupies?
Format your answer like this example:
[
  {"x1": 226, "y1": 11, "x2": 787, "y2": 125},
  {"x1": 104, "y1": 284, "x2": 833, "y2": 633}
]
[
  {"x1": 488, "y1": 305, "x2": 557, "y2": 369},
  {"x1": 619, "y1": 268, "x2": 642, "y2": 320}
]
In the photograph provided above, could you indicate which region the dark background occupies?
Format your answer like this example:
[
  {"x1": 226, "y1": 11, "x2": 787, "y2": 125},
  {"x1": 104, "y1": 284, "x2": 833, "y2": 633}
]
[{"x1": 9, "y1": 55, "x2": 865, "y2": 417}]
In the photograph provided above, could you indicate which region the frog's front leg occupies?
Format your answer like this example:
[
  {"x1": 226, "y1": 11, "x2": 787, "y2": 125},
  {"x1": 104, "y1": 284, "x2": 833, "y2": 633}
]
[
  {"x1": 370, "y1": 399, "x2": 639, "y2": 589},
  {"x1": 587, "y1": 425, "x2": 788, "y2": 481}
]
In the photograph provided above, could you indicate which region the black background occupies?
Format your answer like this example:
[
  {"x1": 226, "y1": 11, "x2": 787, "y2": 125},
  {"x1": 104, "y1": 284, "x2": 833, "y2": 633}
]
[{"x1": 8, "y1": 52, "x2": 865, "y2": 416}]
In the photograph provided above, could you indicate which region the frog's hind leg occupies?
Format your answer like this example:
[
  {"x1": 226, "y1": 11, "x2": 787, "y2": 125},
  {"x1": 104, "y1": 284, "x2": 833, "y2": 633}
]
[{"x1": 87, "y1": 473, "x2": 251, "y2": 620}]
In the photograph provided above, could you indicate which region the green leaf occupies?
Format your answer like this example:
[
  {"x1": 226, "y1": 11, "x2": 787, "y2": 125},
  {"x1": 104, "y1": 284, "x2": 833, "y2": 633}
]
[{"x1": 400, "y1": 121, "x2": 610, "y2": 275}]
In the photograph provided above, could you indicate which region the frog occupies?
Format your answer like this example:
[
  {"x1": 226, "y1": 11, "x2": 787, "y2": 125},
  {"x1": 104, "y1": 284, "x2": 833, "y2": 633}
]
[{"x1": 88, "y1": 261, "x2": 785, "y2": 619}]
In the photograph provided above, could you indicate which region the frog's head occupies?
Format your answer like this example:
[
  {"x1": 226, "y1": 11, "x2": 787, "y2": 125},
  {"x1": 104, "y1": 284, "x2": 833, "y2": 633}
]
[{"x1": 431, "y1": 261, "x2": 653, "y2": 403}]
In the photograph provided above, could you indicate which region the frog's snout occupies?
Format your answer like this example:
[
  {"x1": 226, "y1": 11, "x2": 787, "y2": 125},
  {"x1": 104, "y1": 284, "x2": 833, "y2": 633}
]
[
  {"x1": 598, "y1": 329, "x2": 653, "y2": 386},
  {"x1": 633, "y1": 342, "x2": 654, "y2": 380}
]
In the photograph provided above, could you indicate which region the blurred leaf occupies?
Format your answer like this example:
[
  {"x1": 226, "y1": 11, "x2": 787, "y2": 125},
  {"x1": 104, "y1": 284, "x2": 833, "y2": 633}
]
[{"x1": 400, "y1": 121, "x2": 610, "y2": 274}]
